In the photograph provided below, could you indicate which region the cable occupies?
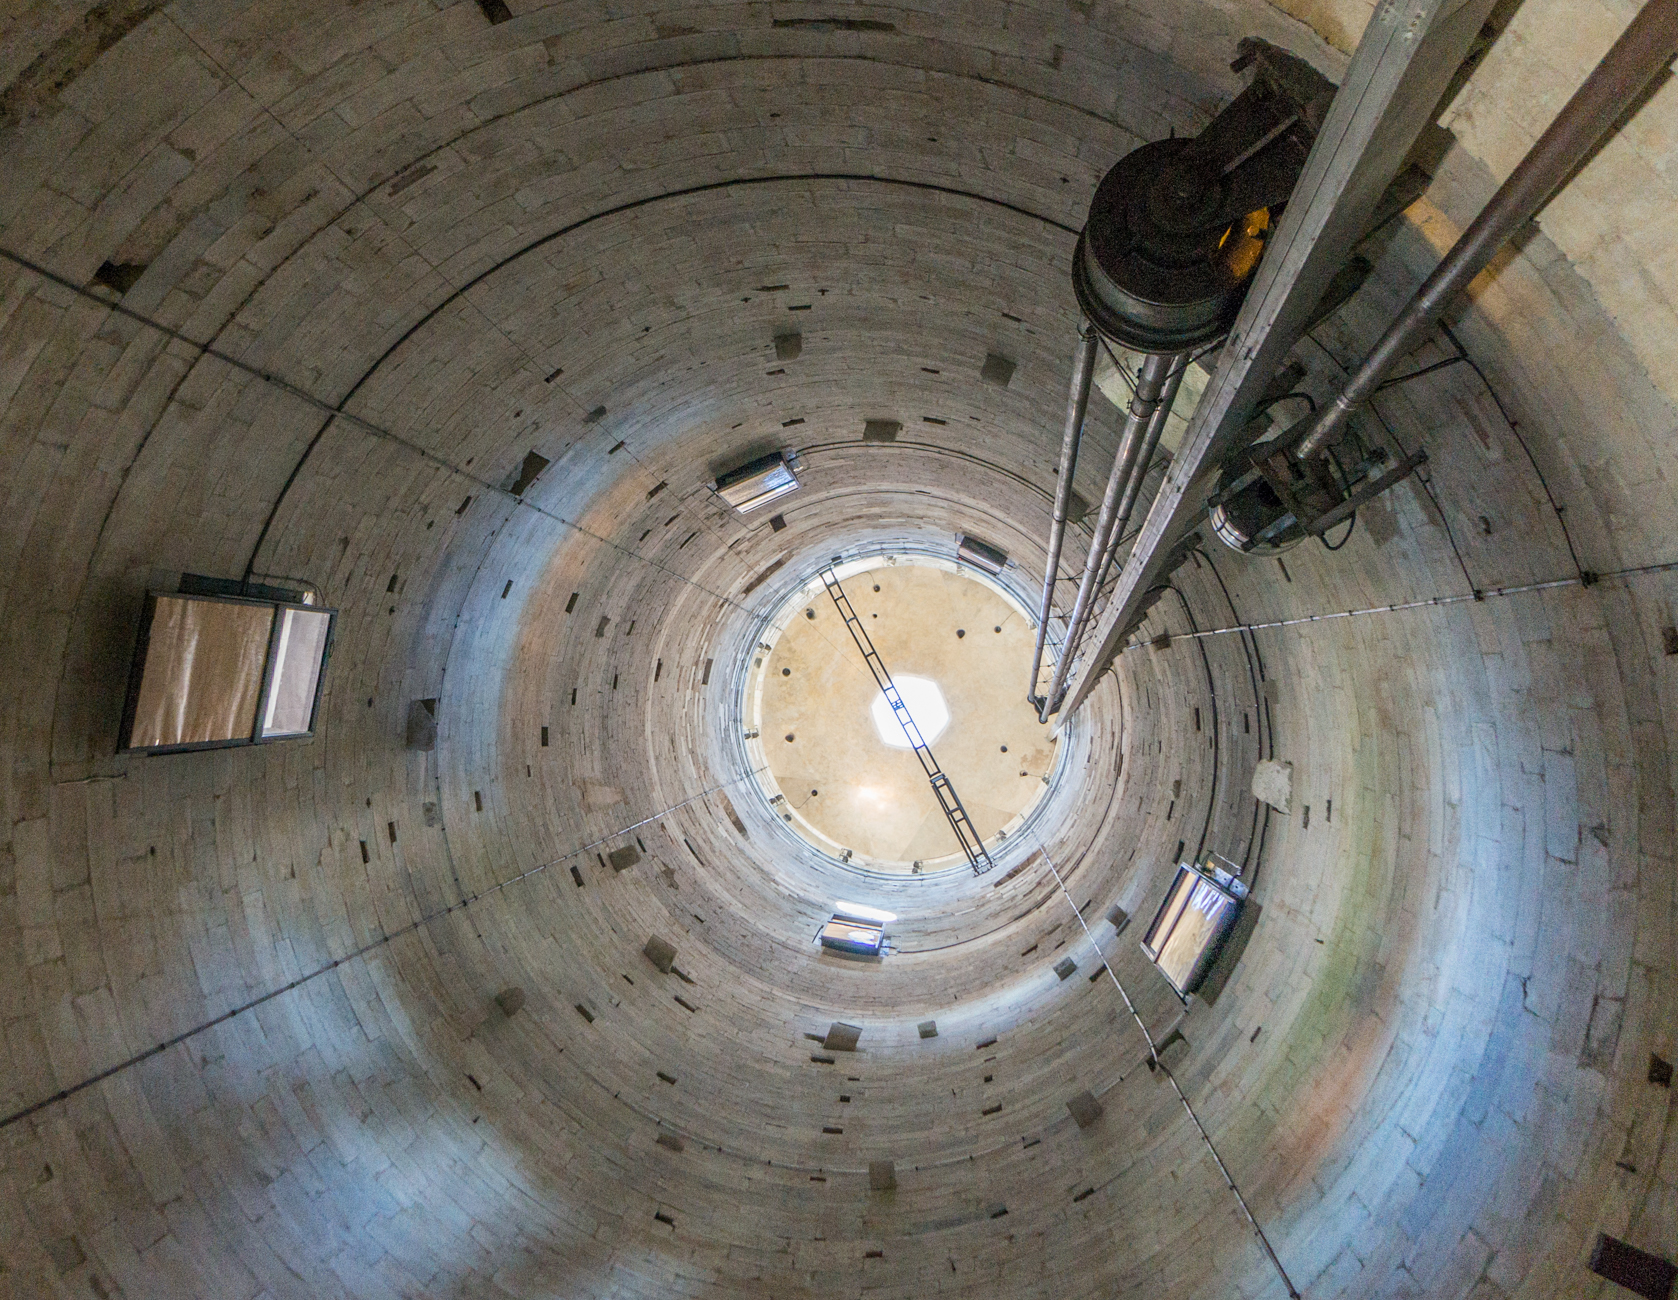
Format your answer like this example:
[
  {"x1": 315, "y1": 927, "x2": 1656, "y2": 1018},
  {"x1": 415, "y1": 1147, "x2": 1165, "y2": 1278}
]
[
  {"x1": 1191, "y1": 547, "x2": 1272, "y2": 879},
  {"x1": 1117, "y1": 556, "x2": 1678, "y2": 650},
  {"x1": 0, "y1": 771, "x2": 764, "y2": 1132},
  {"x1": 0, "y1": 245, "x2": 769, "y2": 618},
  {"x1": 1092, "y1": 338, "x2": 1216, "y2": 407},
  {"x1": 1301, "y1": 330, "x2": 1475, "y2": 593},
  {"x1": 1167, "y1": 585, "x2": 1221, "y2": 866},
  {"x1": 1187, "y1": 337, "x2": 1227, "y2": 370},
  {"x1": 1364, "y1": 394, "x2": 1473, "y2": 588},
  {"x1": 1, "y1": 165, "x2": 1079, "y2": 623},
  {"x1": 1097, "y1": 337, "x2": 1139, "y2": 400},
  {"x1": 1318, "y1": 446, "x2": 1356, "y2": 551},
  {"x1": 1374, "y1": 354, "x2": 1466, "y2": 391},
  {"x1": 1256, "y1": 390, "x2": 1317, "y2": 417},
  {"x1": 1034, "y1": 835, "x2": 1300, "y2": 1299},
  {"x1": 1319, "y1": 516, "x2": 1355, "y2": 550},
  {"x1": 1436, "y1": 320, "x2": 1587, "y2": 581},
  {"x1": 1303, "y1": 318, "x2": 1594, "y2": 586}
]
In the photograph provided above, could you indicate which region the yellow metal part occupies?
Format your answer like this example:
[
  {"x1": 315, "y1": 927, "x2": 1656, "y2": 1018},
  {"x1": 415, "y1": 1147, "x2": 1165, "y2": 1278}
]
[{"x1": 1219, "y1": 208, "x2": 1271, "y2": 282}]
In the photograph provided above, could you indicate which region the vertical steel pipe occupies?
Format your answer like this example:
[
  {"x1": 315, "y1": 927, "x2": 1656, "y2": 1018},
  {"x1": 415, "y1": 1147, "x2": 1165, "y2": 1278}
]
[
  {"x1": 1099, "y1": 357, "x2": 1188, "y2": 578},
  {"x1": 1041, "y1": 350, "x2": 1180, "y2": 719},
  {"x1": 1294, "y1": 0, "x2": 1678, "y2": 461},
  {"x1": 1029, "y1": 324, "x2": 1101, "y2": 705}
]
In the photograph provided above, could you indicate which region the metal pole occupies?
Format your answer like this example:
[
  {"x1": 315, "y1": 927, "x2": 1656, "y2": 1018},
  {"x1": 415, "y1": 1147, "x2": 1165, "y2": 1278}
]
[
  {"x1": 1056, "y1": 0, "x2": 1503, "y2": 724},
  {"x1": 1098, "y1": 357, "x2": 1189, "y2": 578},
  {"x1": 1029, "y1": 323, "x2": 1100, "y2": 705},
  {"x1": 1040, "y1": 350, "x2": 1179, "y2": 719},
  {"x1": 1295, "y1": 0, "x2": 1678, "y2": 460}
]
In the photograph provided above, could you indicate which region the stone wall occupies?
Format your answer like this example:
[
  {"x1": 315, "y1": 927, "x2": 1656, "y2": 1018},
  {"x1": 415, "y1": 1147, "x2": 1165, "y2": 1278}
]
[{"x1": 0, "y1": 2, "x2": 1671, "y2": 1297}]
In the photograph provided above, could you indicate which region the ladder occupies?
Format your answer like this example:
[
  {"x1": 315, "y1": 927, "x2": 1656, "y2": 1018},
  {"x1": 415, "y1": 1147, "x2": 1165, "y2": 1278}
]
[{"x1": 819, "y1": 568, "x2": 995, "y2": 875}]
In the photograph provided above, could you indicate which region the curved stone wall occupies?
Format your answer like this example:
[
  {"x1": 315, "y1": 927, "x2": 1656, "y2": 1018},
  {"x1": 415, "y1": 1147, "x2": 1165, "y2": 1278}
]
[{"x1": 0, "y1": 2, "x2": 1672, "y2": 1298}]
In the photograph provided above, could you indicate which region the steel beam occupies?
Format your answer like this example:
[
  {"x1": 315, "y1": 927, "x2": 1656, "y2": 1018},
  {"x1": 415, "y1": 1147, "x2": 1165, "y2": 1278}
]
[
  {"x1": 1294, "y1": 0, "x2": 1678, "y2": 460},
  {"x1": 1057, "y1": 0, "x2": 1499, "y2": 718}
]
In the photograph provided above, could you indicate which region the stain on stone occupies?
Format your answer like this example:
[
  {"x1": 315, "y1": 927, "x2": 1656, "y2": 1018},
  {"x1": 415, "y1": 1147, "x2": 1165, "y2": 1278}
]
[
  {"x1": 46, "y1": 1234, "x2": 85, "y2": 1274},
  {"x1": 1, "y1": 0, "x2": 168, "y2": 131},
  {"x1": 771, "y1": 16, "x2": 896, "y2": 30},
  {"x1": 387, "y1": 163, "x2": 437, "y2": 196},
  {"x1": 1580, "y1": 993, "x2": 1624, "y2": 1071}
]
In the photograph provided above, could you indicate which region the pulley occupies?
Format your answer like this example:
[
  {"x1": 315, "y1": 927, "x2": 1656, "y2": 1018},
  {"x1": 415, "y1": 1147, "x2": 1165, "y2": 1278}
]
[{"x1": 1072, "y1": 38, "x2": 1335, "y2": 352}]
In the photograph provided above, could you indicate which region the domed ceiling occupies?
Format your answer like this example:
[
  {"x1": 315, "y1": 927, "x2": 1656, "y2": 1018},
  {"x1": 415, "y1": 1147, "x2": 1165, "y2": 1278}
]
[{"x1": 0, "y1": 1, "x2": 1673, "y2": 1298}]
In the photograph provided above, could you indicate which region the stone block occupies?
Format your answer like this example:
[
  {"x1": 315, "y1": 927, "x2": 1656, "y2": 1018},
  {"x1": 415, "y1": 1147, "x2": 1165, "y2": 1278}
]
[
  {"x1": 644, "y1": 936, "x2": 677, "y2": 972},
  {"x1": 1588, "y1": 1233, "x2": 1675, "y2": 1300},
  {"x1": 980, "y1": 353, "x2": 1015, "y2": 386},
  {"x1": 1252, "y1": 759, "x2": 1293, "y2": 814},
  {"x1": 1066, "y1": 1090, "x2": 1103, "y2": 1128},
  {"x1": 405, "y1": 698, "x2": 437, "y2": 749},
  {"x1": 824, "y1": 1022, "x2": 862, "y2": 1051}
]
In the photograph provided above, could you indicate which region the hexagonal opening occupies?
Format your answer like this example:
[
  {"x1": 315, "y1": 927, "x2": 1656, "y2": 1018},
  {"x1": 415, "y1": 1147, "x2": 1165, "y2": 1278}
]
[{"x1": 870, "y1": 676, "x2": 949, "y2": 748}]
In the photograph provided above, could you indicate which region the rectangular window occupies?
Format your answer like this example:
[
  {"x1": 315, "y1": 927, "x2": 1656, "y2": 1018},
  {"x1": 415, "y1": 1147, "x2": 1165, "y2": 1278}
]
[
  {"x1": 818, "y1": 901, "x2": 895, "y2": 957},
  {"x1": 819, "y1": 915, "x2": 884, "y2": 955},
  {"x1": 260, "y1": 607, "x2": 332, "y2": 737},
  {"x1": 1140, "y1": 860, "x2": 1246, "y2": 997},
  {"x1": 121, "y1": 590, "x2": 336, "y2": 753}
]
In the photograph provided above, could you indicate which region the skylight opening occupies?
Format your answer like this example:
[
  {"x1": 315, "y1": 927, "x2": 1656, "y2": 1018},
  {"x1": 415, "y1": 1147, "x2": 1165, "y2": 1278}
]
[{"x1": 870, "y1": 676, "x2": 949, "y2": 747}]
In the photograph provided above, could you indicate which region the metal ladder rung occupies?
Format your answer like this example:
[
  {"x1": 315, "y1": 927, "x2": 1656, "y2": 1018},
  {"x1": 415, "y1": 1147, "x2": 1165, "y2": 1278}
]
[{"x1": 820, "y1": 568, "x2": 994, "y2": 875}]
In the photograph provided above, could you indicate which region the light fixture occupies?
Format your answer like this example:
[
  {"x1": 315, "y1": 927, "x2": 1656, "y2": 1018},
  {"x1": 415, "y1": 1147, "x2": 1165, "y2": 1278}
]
[
  {"x1": 715, "y1": 451, "x2": 799, "y2": 513},
  {"x1": 819, "y1": 909, "x2": 887, "y2": 956},
  {"x1": 956, "y1": 534, "x2": 1007, "y2": 574}
]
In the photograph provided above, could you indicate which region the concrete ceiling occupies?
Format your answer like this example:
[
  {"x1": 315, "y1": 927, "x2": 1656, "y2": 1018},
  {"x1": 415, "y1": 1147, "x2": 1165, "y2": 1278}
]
[{"x1": 0, "y1": 1, "x2": 1673, "y2": 1298}]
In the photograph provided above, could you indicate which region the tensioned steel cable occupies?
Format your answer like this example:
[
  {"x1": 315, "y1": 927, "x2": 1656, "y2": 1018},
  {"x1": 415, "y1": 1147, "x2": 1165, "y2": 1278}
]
[
  {"x1": 0, "y1": 245, "x2": 759, "y2": 618},
  {"x1": 0, "y1": 173, "x2": 1077, "y2": 599},
  {"x1": 1116, "y1": 557, "x2": 1678, "y2": 652},
  {"x1": 1035, "y1": 834, "x2": 1300, "y2": 1298},
  {"x1": 0, "y1": 771, "x2": 762, "y2": 1132}
]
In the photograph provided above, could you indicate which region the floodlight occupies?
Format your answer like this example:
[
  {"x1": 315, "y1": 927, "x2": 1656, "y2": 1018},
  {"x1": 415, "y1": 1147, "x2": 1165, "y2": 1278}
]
[
  {"x1": 956, "y1": 534, "x2": 1007, "y2": 574},
  {"x1": 715, "y1": 452, "x2": 799, "y2": 513},
  {"x1": 819, "y1": 913, "x2": 886, "y2": 956}
]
